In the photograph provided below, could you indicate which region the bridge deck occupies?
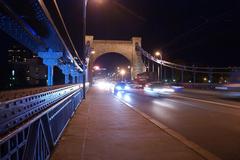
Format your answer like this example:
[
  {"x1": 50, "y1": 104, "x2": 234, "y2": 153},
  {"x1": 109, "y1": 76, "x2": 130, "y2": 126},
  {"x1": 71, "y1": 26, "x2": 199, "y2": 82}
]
[{"x1": 51, "y1": 88, "x2": 203, "y2": 160}]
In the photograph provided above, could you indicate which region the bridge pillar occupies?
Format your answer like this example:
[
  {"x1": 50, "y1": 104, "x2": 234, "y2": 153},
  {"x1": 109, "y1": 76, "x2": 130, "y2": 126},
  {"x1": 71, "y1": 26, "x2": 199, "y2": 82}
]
[
  {"x1": 132, "y1": 37, "x2": 146, "y2": 79},
  {"x1": 171, "y1": 68, "x2": 174, "y2": 82},
  {"x1": 71, "y1": 68, "x2": 79, "y2": 84},
  {"x1": 181, "y1": 70, "x2": 184, "y2": 83},
  {"x1": 60, "y1": 65, "x2": 71, "y2": 84},
  {"x1": 85, "y1": 36, "x2": 94, "y2": 84},
  {"x1": 152, "y1": 62, "x2": 155, "y2": 73},
  {"x1": 164, "y1": 66, "x2": 167, "y2": 81},
  {"x1": 208, "y1": 69, "x2": 213, "y2": 83},
  {"x1": 38, "y1": 49, "x2": 63, "y2": 86},
  {"x1": 193, "y1": 71, "x2": 196, "y2": 83}
]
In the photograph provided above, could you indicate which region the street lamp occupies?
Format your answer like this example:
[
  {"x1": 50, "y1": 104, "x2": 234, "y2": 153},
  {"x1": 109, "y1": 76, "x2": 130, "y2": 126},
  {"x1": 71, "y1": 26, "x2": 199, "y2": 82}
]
[
  {"x1": 82, "y1": 0, "x2": 105, "y2": 99},
  {"x1": 93, "y1": 66, "x2": 100, "y2": 70},
  {"x1": 203, "y1": 77, "x2": 207, "y2": 82},
  {"x1": 155, "y1": 51, "x2": 161, "y2": 57},
  {"x1": 91, "y1": 50, "x2": 96, "y2": 54},
  {"x1": 120, "y1": 69, "x2": 126, "y2": 81}
]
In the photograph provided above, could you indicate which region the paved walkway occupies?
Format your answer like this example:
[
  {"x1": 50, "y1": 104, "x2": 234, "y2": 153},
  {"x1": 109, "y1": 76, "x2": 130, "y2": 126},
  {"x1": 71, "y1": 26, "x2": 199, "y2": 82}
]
[{"x1": 51, "y1": 88, "x2": 203, "y2": 160}]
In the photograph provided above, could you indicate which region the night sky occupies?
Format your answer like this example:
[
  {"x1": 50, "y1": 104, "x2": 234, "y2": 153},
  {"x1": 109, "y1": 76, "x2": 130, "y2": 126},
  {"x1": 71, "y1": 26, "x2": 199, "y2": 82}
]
[
  {"x1": 59, "y1": 0, "x2": 240, "y2": 67},
  {"x1": 1, "y1": 0, "x2": 240, "y2": 69}
]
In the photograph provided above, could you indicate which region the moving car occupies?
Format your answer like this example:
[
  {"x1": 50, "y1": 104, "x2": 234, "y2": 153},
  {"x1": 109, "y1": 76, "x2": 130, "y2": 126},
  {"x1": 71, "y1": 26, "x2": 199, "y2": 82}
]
[
  {"x1": 113, "y1": 82, "x2": 130, "y2": 94},
  {"x1": 127, "y1": 83, "x2": 143, "y2": 89},
  {"x1": 144, "y1": 82, "x2": 182, "y2": 96},
  {"x1": 215, "y1": 83, "x2": 240, "y2": 98}
]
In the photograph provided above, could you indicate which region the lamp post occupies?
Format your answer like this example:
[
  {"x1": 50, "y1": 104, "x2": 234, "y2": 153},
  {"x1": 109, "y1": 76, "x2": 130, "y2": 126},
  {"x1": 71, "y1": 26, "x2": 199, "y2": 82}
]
[
  {"x1": 80, "y1": 0, "x2": 88, "y2": 99},
  {"x1": 155, "y1": 51, "x2": 163, "y2": 81},
  {"x1": 82, "y1": 0, "x2": 104, "y2": 98}
]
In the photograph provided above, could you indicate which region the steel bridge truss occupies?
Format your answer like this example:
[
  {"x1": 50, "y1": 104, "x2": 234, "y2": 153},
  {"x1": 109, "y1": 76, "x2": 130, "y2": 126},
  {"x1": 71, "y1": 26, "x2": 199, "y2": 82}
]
[{"x1": 0, "y1": 85, "x2": 84, "y2": 160}]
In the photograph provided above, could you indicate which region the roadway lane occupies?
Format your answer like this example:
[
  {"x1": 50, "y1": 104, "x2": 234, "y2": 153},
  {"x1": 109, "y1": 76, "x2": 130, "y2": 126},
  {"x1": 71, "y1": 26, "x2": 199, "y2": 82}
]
[
  {"x1": 177, "y1": 89, "x2": 240, "y2": 108},
  {"x1": 120, "y1": 90, "x2": 240, "y2": 160}
]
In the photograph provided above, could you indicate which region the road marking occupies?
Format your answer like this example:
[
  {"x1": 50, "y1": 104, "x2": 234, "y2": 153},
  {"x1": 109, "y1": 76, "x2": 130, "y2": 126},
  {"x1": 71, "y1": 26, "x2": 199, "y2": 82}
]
[
  {"x1": 172, "y1": 95, "x2": 240, "y2": 109},
  {"x1": 115, "y1": 96, "x2": 221, "y2": 160}
]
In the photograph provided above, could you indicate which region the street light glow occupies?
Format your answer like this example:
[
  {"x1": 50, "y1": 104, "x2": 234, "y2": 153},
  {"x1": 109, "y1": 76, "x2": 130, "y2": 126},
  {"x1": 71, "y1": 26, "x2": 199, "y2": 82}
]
[
  {"x1": 120, "y1": 69, "x2": 126, "y2": 75},
  {"x1": 93, "y1": 66, "x2": 100, "y2": 70},
  {"x1": 91, "y1": 50, "x2": 96, "y2": 54},
  {"x1": 155, "y1": 51, "x2": 161, "y2": 57}
]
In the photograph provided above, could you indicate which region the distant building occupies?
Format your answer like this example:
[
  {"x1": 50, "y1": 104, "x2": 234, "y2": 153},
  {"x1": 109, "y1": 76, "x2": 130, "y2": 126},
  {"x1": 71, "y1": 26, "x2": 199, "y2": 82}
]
[{"x1": 8, "y1": 46, "x2": 47, "y2": 89}]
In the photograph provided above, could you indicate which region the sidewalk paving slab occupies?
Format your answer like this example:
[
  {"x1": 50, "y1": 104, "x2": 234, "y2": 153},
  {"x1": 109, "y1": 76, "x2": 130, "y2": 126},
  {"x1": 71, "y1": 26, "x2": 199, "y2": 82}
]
[{"x1": 51, "y1": 88, "x2": 204, "y2": 160}]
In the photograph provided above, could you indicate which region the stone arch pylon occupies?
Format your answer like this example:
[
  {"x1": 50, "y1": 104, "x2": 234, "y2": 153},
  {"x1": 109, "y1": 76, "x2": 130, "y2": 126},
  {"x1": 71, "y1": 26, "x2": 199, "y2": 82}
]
[{"x1": 85, "y1": 35, "x2": 146, "y2": 82}]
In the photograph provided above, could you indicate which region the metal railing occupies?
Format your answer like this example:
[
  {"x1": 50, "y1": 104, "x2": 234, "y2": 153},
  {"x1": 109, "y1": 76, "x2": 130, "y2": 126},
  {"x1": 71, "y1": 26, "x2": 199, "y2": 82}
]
[{"x1": 0, "y1": 84, "x2": 84, "y2": 160}]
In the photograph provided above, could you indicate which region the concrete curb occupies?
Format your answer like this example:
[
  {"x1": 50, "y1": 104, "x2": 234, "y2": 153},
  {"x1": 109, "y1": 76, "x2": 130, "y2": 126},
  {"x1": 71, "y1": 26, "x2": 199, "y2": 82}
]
[{"x1": 115, "y1": 96, "x2": 222, "y2": 160}]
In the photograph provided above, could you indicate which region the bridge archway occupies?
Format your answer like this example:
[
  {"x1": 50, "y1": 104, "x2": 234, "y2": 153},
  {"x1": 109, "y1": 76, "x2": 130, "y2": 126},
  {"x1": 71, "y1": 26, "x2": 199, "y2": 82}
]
[
  {"x1": 93, "y1": 52, "x2": 132, "y2": 81},
  {"x1": 86, "y1": 36, "x2": 146, "y2": 82}
]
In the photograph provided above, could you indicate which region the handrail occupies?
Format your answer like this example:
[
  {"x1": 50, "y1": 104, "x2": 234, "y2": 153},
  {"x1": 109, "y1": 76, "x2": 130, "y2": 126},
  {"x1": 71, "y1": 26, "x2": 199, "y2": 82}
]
[{"x1": 0, "y1": 84, "x2": 81, "y2": 135}]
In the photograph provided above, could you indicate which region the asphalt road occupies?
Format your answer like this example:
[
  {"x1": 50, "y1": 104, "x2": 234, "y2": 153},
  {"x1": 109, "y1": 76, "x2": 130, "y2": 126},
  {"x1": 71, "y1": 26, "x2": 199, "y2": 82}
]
[{"x1": 118, "y1": 89, "x2": 240, "y2": 160}]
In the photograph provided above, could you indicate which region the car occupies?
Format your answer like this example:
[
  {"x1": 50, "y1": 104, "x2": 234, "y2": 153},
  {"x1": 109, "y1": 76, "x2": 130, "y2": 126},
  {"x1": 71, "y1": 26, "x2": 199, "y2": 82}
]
[
  {"x1": 113, "y1": 82, "x2": 130, "y2": 94},
  {"x1": 215, "y1": 83, "x2": 240, "y2": 98},
  {"x1": 144, "y1": 82, "x2": 177, "y2": 96},
  {"x1": 128, "y1": 83, "x2": 143, "y2": 89}
]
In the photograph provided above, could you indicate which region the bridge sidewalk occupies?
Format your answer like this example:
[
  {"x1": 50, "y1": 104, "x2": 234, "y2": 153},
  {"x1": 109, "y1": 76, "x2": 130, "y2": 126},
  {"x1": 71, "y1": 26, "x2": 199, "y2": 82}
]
[{"x1": 51, "y1": 88, "x2": 203, "y2": 160}]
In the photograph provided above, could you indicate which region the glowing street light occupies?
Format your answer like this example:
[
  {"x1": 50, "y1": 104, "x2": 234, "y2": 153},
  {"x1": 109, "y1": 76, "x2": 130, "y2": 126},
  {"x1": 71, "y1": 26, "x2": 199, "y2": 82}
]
[
  {"x1": 91, "y1": 50, "x2": 96, "y2": 54},
  {"x1": 128, "y1": 66, "x2": 131, "y2": 69},
  {"x1": 203, "y1": 77, "x2": 207, "y2": 82},
  {"x1": 93, "y1": 66, "x2": 100, "y2": 70},
  {"x1": 120, "y1": 69, "x2": 126, "y2": 81},
  {"x1": 155, "y1": 51, "x2": 161, "y2": 57}
]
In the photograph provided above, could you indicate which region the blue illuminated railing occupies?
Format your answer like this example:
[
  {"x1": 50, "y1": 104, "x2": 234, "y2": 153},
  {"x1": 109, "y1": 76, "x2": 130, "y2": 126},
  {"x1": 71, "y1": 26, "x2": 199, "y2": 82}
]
[{"x1": 0, "y1": 84, "x2": 84, "y2": 160}]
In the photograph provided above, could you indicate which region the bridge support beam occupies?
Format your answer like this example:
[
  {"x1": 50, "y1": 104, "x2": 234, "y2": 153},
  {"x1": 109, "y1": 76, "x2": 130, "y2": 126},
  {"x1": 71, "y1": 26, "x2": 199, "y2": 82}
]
[
  {"x1": 164, "y1": 66, "x2": 166, "y2": 81},
  {"x1": 132, "y1": 37, "x2": 146, "y2": 79},
  {"x1": 181, "y1": 70, "x2": 184, "y2": 83},
  {"x1": 193, "y1": 71, "x2": 196, "y2": 83},
  {"x1": 152, "y1": 62, "x2": 155, "y2": 73},
  {"x1": 209, "y1": 70, "x2": 213, "y2": 83},
  {"x1": 157, "y1": 65, "x2": 160, "y2": 81},
  {"x1": 60, "y1": 65, "x2": 71, "y2": 84},
  {"x1": 71, "y1": 68, "x2": 78, "y2": 84},
  {"x1": 38, "y1": 49, "x2": 63, "y2": 86},
  {"x1": 171, "y1": 68, "x2": 174, "y2": 82}
]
